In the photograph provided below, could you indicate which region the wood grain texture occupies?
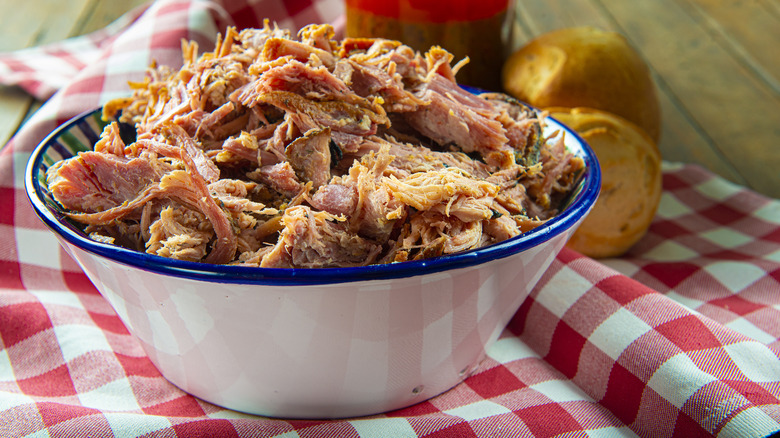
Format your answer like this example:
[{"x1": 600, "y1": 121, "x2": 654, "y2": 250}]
[
  {"x1": 681, "y1": 0, "x2": 780, "y2": 94},
  {"x1": 600, "y1": 0, "x2": 780, "y2": 196},
  {"x1": 0, "y1": 0, "x2": 90, "y2": 51}
]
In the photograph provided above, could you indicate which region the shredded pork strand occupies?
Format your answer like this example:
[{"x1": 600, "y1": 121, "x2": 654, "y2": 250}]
[{"x1": 47, "y1": 21, "x2": 584, "y2": 268}]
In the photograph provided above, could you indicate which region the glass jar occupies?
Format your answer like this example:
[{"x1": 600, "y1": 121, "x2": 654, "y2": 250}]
[{"x1": 345, "y1": 0, "x2": 512, "y2": 91}]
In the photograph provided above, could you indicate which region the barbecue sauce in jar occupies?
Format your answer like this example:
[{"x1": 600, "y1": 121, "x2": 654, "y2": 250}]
[{"x1": 346, "y1": 0, "x2": 512, "y2": 91}]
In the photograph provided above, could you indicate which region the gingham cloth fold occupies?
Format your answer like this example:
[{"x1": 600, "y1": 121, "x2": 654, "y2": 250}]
[{"x1": 1, "y1": 1, "x2": 779, "y2": 437}]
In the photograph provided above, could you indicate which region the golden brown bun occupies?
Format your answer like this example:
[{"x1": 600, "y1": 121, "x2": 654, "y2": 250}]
[
  {"x1": 503, "y1": 27, "x2": 661, "y2": 143},
  {"x1": 549, "y1": 107, "x2": 662, "y2": 258}
]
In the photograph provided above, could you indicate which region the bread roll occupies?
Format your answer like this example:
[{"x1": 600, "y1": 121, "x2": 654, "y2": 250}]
[
  {"x1": 549, "y1": 107, "x2": 662, "y2": 258},
  {"x1": 503, "y1": 27, "x2": 661, "y2": 143}
]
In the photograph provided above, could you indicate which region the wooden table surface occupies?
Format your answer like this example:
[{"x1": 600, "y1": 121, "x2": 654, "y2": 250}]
[{"x1": 2, "y1": 0, "x2": 779, "y2": 198}]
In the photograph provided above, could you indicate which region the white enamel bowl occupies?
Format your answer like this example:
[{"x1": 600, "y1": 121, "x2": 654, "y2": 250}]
[{"x1": 26, "y1": 108, "x2": 600, "y2": 419}]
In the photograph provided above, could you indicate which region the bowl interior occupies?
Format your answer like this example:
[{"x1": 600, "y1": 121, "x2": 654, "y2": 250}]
[{"x1": 25, "y1": 108, "x2": 601, "y2": 286}]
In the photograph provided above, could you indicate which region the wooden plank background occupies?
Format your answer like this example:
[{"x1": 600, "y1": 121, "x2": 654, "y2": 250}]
[{"x1": 2, "y1": 0, "x2": 779, "y2": 198}]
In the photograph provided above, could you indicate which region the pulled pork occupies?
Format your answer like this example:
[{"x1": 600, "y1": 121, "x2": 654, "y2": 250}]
[{"x1": 46, "y1": 22, "x2": 584, "y2": 268}]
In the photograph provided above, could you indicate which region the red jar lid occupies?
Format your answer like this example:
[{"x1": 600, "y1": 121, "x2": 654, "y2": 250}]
[{"x1": 346, "y1": 0, "x2": 509, "y2": 23}]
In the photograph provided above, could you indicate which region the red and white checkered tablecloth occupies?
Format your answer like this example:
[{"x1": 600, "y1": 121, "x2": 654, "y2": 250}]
[{"x1": 1, "y1": 1, "x2": 779, "y2": 437}]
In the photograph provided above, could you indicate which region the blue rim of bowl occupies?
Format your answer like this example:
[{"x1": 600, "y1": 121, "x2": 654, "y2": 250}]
[{"x1": 25, "y1": 107, "x2": 601, "y2": 286}]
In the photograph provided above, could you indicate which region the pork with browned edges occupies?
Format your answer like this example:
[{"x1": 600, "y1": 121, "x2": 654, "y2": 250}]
[{"x1": 46, "y1": 22, "x2": 584, "y2": 268}]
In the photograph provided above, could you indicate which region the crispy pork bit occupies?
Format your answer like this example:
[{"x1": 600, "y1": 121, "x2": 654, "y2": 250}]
[
  {"x1": 285, "y1": 127, "x2": 332, "y2": 188},
  {"x1": 46, "y1": 22, "x2": 584, "y2": 267},
  {"x1": 260, "y1": 206, "x2": 382, "y2": 268}
]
